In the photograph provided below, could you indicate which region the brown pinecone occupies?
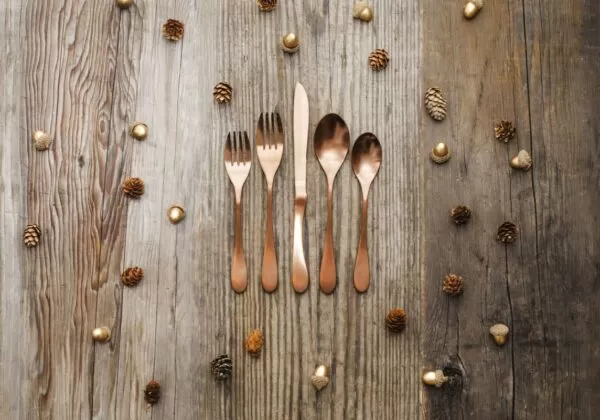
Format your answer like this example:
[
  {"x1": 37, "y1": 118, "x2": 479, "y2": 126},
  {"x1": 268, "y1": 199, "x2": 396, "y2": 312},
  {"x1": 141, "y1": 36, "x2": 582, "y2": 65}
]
[
  {"x1": 424, "y1": 87, "x2": 447, "y2": 121},
  {"x1": 369, "y1": 49, "x2": 389, "y2": 71},
  {"x1": 211, "y1": 354, "x2": 233, "y2": 380},
  {"x1": 162, "y1": 19, "x2": 184, "y2": 41},
  {"x1": 23, "y1": 224, "x2": 41, "y2": 247},
  {"x1": 144, "y1": 380, "x2": 161, "y2": 405},
  {"x1": 244, "y1": 329, "x2": 264, "y2": 357},
  {"x1": 494, "y1": 120, "x2": 516, "y2": 143},
  {"x1": 213, "y1": 82, "x2": 232, "y2": 104},
  {"x1": 385, "y1": 308, "x2": 407, "y2": 333},
  {"x1": 442, "y1": 274, "x2": 463, "y2": 296},
  {"x1": 122, "y1": 177, "x2": 144, "y2": 198},
  {"x1": 497, "y1": 221, "x2": 519, "y2": 243},
  {"x1": 451, "y1": 205, "x2": 472, "y2": 225},
  {"x1": 121, "y1": 267, "x2": 144, "y2": 287},
  {"x1": 256, "y1": 0, "x2": 277, "y2": 11}
]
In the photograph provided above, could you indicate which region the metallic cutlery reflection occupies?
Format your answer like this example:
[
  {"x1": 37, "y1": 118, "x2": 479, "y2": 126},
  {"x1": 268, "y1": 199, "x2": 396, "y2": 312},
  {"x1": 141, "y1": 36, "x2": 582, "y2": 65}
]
[
  {"x1": 224, "y1": 131, "x2": 252, "y2": 293},
  {"x1": 256, "y1": 112, "x2": 284, "y2": 293}
]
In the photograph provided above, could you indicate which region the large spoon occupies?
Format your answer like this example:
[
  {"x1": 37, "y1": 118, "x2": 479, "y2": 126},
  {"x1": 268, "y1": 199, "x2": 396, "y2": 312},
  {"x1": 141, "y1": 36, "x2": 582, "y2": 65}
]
[
  {"x1": 314, "y1": 114, "x2": 350, "y2": 294},
  {"x1": 351, "y1": 133, "x2": 382, "y2": 293}
]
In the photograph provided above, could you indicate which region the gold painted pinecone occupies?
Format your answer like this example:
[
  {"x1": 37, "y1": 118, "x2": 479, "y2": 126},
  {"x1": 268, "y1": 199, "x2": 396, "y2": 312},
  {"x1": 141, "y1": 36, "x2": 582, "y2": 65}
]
[
  {"x1": 451, "y1": 205, "x2": 472, "y2": 225},
  {"x1": 213, "y1": 82, "x2": 232, "y2": 104},
  {"x1": 256, "y1": 0, "x2": 277, "y2": 11},
  {"x1": 162, "y1": 19, "x2": 184, "y2": 41},
  {"x1": 122, "y1": 177, "x2": 144, "y2": 198},
  {"x1": 121, "y1": 267, "x2": 144, "y2": 287},
  {"x1": 497, "y1": 221, "x2": 519, "y2": 243},
  {"x1": 144, "y1": 380, "x2": 161, "y2": 405},
  {"x1": 494, "y1": 120, "x2": 516, "y2": 143},
  {"x1": 424, "y1": 87, "x2": 447, "y2": 121},
  {"x1": 23, "y1": 224, "x2": 41, "y2": 247},
  {"x1": 385, "y1": 308, "x2": 407, "y2": 333},
  {"x1": 244, "y1": 329, "x2": 264, "y2": 357},
  {"x1": 442, "y1": 274, "x2": 463, "y2": 296},
  {"x1": 211, "y1": 354, "x2": 233, "y2": 380},
  {"x1": 369, "y1": 49, "x2": 389, "y2": 71}
]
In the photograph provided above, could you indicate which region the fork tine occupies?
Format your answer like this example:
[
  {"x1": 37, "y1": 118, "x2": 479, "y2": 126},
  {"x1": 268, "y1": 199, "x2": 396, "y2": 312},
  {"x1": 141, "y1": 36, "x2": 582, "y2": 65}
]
[
  {"x1": 235, "y1": 131, "x2": 241, "y2": 165},
  {"x1": 256, "y1": 113, "x2": 265, "y2": 149},
  {"x1": 275, "y1": 112, "x2": 283, "y2": 135},
  {"x1": 243, "y1": 131, "x2": 251, "y2": 162},
  {"x1": 225, "y1": 132, "x2": 232, "y2": 162}
]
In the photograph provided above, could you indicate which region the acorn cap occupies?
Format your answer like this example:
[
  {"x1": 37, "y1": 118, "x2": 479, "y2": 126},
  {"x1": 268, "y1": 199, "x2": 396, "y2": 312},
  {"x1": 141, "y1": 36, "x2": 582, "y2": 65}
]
[
  {"x1": 489, "y1": 323, "x2": 509, "y2": 345},
  {"x1": 422, "y1": 370, "x2": 448, "y2": 387}
]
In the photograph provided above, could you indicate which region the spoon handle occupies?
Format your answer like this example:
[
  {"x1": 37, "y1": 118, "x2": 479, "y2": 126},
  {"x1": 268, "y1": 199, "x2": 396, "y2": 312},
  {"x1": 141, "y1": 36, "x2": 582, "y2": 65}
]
[
  {"x1": 353, "y1": 198, "x2": 370, "y2": 292},
  {"x1": 292, "y1": 197, "x2": 309, "y2": 293},
  {"x1": 320, "y1": 188, "x2": 337, "y2": 293},
  {"x1": 261, "y1": 187, "x2": 278, "y2": 292},
  {"x1": 231, "y1": 199, "x2": 248, "y2": 293}
]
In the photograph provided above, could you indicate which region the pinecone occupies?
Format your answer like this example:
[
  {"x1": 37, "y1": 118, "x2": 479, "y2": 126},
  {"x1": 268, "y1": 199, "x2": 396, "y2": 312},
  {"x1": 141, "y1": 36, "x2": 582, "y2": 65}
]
[
  {"x1": 497, "y1": 221, "x2": 519, "y2": 243},
  {"x1": 424, "y1": 87, "x2": 447, "y2": 121},
  {"x1": 369, "y1": 49, "x2": 389, "y2": 71},
  {"x1": 442, "y1": 274, "x2": 463, "y2": 296},
  {"x1": 122, "y1": 177, "x2": 144, "y2": 198},
  {"x1": 121, "y1": 267, "x2": 144, "y2": 287},
  {"x1": 23, "y1": 224, "x2": 41, "y2": 247},
  {"x1": 494, "y1": 120, "x2": 516, "y2": 143},
  {"x1": 211, "y1": 354, "x2": 233, "y2": 380},
  {"x1": 450, "y1": 205, "x2": 472, "y2": 225},
  {"x1": 244, "y1": 329, "x2": 264, "y2": 357},
  {"x1": 385, "y1": 308, "x2": 407, "y2": 333},
  {"x1": 213, "y1": 82, "x2": 232, "y2": 104},
  {"x1": 256, "y1": 0, "x2": 277, "y2": 11},
  {"x1": 162, "y1": 19, "x2": 184, "y2": 41},
  {"x1": 144, "y1": 380, "x2": 161, "y2": 405}
]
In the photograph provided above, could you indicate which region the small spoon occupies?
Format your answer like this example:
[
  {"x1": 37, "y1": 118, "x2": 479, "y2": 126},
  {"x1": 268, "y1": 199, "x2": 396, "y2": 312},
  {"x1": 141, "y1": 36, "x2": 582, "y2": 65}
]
[
  {"x1": 314, "y1": 114, "x2": 350, "y2": 294},
  {"x1": 351, "y1": 133, "x2": 382, "y2": 293}
]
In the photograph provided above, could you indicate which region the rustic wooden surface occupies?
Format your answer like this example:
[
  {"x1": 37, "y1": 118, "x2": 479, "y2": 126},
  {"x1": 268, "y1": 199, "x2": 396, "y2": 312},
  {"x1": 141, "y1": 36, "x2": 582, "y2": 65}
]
[{"x1": 0, "y1": 0, "x2": 598, "y2": 419}]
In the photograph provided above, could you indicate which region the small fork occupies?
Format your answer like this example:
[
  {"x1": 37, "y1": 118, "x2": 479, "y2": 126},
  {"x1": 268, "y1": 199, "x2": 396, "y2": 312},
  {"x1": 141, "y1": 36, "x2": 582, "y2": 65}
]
[
  {"x1": 224, "y1": 131, "x2": 252, "y2": 293},
  {"x1": 256, "y1": 112, "x2": 284, "y2": 292}
]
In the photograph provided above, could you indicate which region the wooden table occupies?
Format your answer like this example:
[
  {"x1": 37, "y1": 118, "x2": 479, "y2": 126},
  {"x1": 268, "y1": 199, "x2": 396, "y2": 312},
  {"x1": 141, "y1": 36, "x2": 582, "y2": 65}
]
[{"x1": 1, "y1": 1, "x2": 598, "y2": 419}]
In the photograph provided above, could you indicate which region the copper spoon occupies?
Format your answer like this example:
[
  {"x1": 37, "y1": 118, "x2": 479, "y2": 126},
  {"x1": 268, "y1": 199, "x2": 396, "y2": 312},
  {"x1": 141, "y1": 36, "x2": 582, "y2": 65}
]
[
  {"x1": 351, "y1": 133, "x2": 382, "y2": 293},
  {"x1": 314, "y1": 114, "x2": 350, "y2": 294}
]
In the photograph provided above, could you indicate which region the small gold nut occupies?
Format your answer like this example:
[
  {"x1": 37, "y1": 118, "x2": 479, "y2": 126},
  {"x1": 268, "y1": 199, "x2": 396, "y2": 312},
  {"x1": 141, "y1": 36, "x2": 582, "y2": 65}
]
[
  {"x1": 430, "y1": 142, "x2": 451, "y2": 164},
  {"x1": 422, "y1": 370, "x2": 448, "y2": 387},
  {"x1": 281, "y1": 33, "x2": 300, "y2": 54},
  {"x1": 311, "y1": 364, "x2": 330, "y2": 391},
  {"x1": 129, "y1": 122, "x2": 148, "y2": 141},
  {"x1": 116, "y1": 0, "x2": 133, "y2": 9},
  {"x1": 167, "y1": 205, "x2": 185, "y2": 224},
  {"x1": 510, "y1": 150, "x2": 532, "y2": 171},
  {"x1": 463, "y1": 0, "x2": 483, "y2": 19},
  {"x1": 353, "y1": 2, "x2": 373, "y2": 22},
  {"x1": 489, "y1": 323, "x2": 509, "y2": 346},
  {"x1": 92, "y1": 327, "x2": 111, "y2": 343},
  {"x1": 32, "y1": 130, "x2": 52, "y2": 151}
]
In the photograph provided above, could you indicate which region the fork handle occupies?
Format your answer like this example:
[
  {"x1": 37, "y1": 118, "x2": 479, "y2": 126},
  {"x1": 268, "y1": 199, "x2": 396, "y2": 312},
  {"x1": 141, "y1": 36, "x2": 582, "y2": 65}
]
[
  {"x1": 231, "y1": 200, "x2": 248, "y2": 293},
  {"x1": 261, "y1": 187, "x2": 278, "y2": 292},
  {"x1": 319, "y1": 187, "x2": 337, "y2": 294},
  {"x1": 292, "y1": 197, "x2": 309, "y2": 293}
]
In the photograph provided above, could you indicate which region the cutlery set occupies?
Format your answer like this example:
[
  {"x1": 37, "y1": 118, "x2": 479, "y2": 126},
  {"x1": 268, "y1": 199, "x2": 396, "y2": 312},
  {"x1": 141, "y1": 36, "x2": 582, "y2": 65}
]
[{"x1": 224, "y1": 83, "x2": 382, "y2": 294}]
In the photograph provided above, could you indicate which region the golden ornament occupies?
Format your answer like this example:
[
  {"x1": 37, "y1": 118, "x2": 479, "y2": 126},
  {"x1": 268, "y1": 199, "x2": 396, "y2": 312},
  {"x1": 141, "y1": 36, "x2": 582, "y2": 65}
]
[
  {"x1": 167, "y1": 205, "x2": 185, "y2": 224},
  {"x1": 424, "y1": 87, "x2": 447, "y2": 121},
  {"x1": 463, "y1": 0, "x2": 483, "y2": 19},
  {"x1": 368, "y1": 48, "x2": 390, "y2": 71},
  {"x1": 422, "y1": 370, "x2": 448, "y2": 387},
  {"x1": 129, "y1": 122, "x2": 148, "y2": 140},
  {"x1": 256, "y1": 0, "x2": 277, "y2": 12},
  {"x1": 115, "y1": 0, "x2": 133, "y2": 9},
  {"x1": 32, "y1": 130, "x2": 52, "y2": 151},
  {"x1": 311, "y1": 365, "x2": 330, "y2": 391},
  {"x1": 23, "y1": 224, "x2": 41, "y2": 247},
  {"x1": 281, "y1": 32, "x2": 300, "y2": 54},
  {"x1": 510, "y1": 150, "x2": 532, "y2": 171},
  {"x1": 213, "y1": 82, "x2": 233, "y2": 104},
  {"x1": 430, "y1": 142, "x2": 451, "y2": 164},
  {"x1": 352, "y1": 2, "x2": 373, "y2": 22},
  {"x1": 92, "y1": 327, "x2": 111, "y2": 342},
  {"x1": 162, "y1": 19, "x2": 185, "y2": 42},
  {"x1": 489, "y1": 323, "x2": 509, "y2": 346}
]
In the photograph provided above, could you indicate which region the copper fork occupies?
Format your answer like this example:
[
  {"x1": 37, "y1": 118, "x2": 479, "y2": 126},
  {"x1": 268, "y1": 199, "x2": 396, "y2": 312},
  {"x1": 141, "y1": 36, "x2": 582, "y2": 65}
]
[
  {"x1": 224, "y1": 131, "x2": 252, "y2": 293},
  {"x1": 256, "y1": 112, "x2": 284, "y2": 292}
]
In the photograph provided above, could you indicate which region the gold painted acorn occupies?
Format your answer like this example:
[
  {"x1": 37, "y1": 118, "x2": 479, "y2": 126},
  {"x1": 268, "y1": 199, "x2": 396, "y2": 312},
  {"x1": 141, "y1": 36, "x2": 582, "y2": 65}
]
[
  {"x1": 129, "y1": 122, "x2": 148, "y2": 140},
  {"x1": 116, "y1": 0, "x2": 133, "y2": 9},
  {"x1": 281, "y1": 32, "x2": 300, "y2": 54},
  {"x1": 167, "y1": 205, "x2": 185, "y2": 224},
  {"x1": 510, "y1": 150, "x2": 532, "y2": 171},
  {"x1": 463, "y1": 0, "x2": 483, "y2": 19},
  {"x1": 311, "y1": 365, "x2": 330, "y2": 391},
  {"x1": 92, "y1": 327, "x2": 111, "y2": 342},
  {"x1": 32, "y1": 130, "x2": 52, "y2": 151},
  {"x1": 430, "y1": 142, "x2": 451, "y2": 164},
  {"x1": 422, "y1": 370, "x2": 448, "y2": 387},
  {"x1": 489, "y1": 323, "x2": 509, "y2": 346},
  {"x1": 352, "y1": 1, "x2": 373, "y2": 22}
]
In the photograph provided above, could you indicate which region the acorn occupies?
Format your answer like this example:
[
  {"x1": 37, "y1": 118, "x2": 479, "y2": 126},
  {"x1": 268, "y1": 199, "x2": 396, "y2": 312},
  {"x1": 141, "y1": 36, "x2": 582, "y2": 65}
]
[
  {"x1": 422, "y1": 370, "x2": 448, "y2": 387},
  {"x1": 463, "y1": 0, "x2": 483, "y2": 19},
  {"x1": 352, "y1": 2, "x2": 373, "y2": 22},
  {"x1": 115, "y1": 0, "x2": 133, "y2": 9},
  {"x1": 311, "y1": 365, "x2": 330, "y2": 391},
  {"x1": 92, "y1": 327, "x2": 111, "y2": 342},
  {"x1": 129, "y1": 122, "x2": 148, "y2": 140},
  {"x1": 167, "y1": 205, "x2": 185, "y2": 224},
  {"x1": 510, "y1": 150, "x2": 532, "y2": 171},
  {"x1": 32, "y1": 130, "x2": 52, "y2": 151},
  {"x1": 489, "y1": 323, "x2": 509, "y2": 346},
  {"x1": 430, "y1": 142, "x2": 451, "y2": 164},
  {"x1": 281, "y1": 32, "x2": 300, "y2": 54}
]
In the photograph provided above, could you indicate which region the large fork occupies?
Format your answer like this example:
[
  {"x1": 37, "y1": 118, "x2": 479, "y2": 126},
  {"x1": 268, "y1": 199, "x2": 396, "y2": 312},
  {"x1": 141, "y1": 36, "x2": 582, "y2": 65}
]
[
  {"x1": 224, "y1": 131, "x2": 252, "y2": 293},
  {"x1": 256, "y1": 112, "x2": 284, "y2": 292}
]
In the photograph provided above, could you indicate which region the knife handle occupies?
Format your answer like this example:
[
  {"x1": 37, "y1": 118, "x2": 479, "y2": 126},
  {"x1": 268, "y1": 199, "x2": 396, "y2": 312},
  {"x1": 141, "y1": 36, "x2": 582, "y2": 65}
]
[{"x1": 292, "y1": 197, "x2": 309, "y2": 293}]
